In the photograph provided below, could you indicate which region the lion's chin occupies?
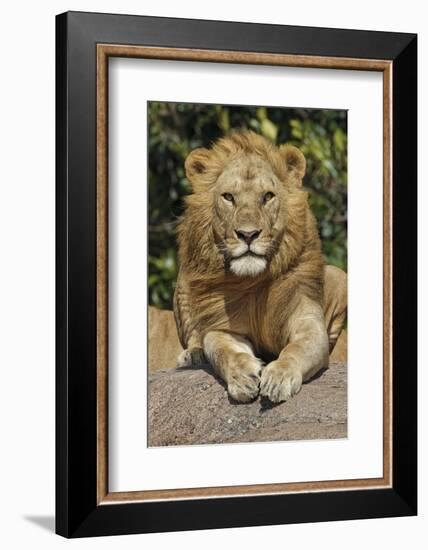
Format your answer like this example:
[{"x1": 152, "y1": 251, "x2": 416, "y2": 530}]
[{"x1": 229, "y1": 255, "x2": 267, "y2": 277}]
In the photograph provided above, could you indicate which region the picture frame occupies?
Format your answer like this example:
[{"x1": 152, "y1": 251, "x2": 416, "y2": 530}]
[{"x1": 56, "y1": 10, "x2": 417, "y2": 538}]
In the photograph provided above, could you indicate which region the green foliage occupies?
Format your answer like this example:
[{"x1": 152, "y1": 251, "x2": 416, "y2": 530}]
[{"x1": 148, "y1": 102, "x2": 347, "y2": 310}]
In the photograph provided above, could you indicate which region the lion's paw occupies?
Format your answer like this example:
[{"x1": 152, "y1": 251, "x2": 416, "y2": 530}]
[
  {"x1": 227, "y1": 353, "x2": 262, "y2": 403},
  {"x1": 177, "y1": 347, "x2": 206, "y2": 368},
  {"x1": 260, "y1": 361, "x2": 303, "y2": 403}
]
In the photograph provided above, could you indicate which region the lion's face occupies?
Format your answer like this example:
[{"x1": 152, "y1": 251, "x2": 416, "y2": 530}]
[
  {"x1": 182, "y1": 131, "x2": 307, "y2": 278},
  {"x1": 212, "y1": 156, "x2": 285, "y2": 277}
]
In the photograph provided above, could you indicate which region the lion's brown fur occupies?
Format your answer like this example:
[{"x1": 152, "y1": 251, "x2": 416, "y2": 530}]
[{"x1": 174, "y1": 131, "x2": 325, "y2": 358}]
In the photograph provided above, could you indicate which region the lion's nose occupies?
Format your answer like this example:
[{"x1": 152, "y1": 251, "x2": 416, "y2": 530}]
[{"x1": 235, "y1": 229, "x2": 261, "y2": 245}]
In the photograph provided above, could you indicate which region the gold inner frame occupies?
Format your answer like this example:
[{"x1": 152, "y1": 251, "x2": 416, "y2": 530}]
[{"x1": 96, "y1": 44, "x2": 393, "y2": 505}]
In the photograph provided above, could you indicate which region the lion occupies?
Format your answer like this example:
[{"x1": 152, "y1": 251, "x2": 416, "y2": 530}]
[{"x1": 173, "y1": 131, "x2": 347, "y2": 404}]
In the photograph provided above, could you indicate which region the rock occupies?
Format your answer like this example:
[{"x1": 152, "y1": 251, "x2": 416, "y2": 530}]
[{"x1": 148, "y1": 362, "x2": 347, "y2": 446}]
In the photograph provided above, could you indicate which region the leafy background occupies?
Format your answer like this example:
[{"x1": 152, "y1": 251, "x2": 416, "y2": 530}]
[{"x1": 148, "y1": 102, "x2": 347, "y2": 310}]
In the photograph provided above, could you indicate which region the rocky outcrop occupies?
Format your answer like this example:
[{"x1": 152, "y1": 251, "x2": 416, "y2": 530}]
[{"x1": 148, "y1": 362, "x2": 347, "y2": 446}]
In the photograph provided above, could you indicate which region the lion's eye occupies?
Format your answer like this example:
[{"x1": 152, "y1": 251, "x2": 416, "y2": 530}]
[
  {"x1": 263, "y1": 192, "x2": 275, "y2": 203},
  {"x1": 222, "y1": 193, "x2": 234, "y2": 202}
]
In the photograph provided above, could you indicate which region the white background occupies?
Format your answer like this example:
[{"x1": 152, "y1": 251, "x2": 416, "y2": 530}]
[
  {"x1": 109, "y1": 60, "x2": 383, "y2": 492},
  {"x1": 0, "y1": 1, "x2": 425, "y2": 548}
]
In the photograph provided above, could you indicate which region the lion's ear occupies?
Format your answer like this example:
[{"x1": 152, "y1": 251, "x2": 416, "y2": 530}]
[
  {"x1": 184, "y1": 147, "x2": 212, "y2": 191},
  {"x1": 279, "y1": 144, "x2": 306, "y2": 186}
]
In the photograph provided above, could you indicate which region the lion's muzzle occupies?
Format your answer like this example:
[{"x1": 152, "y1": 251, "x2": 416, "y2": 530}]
[{"x1": 235, "y1": 228, "x2": 261, "y2": 245}]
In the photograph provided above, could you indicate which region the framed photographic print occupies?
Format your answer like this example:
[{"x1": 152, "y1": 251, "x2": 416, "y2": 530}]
[{"x1": 56, "y1": 11, "x2": 417, "y2": 538}]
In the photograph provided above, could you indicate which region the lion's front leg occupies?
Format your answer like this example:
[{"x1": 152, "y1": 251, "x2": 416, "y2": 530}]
[
  {"x1": 260, "y1": 297, "x2": 329, "y2": 403},
  {"x1": 203, "y1": 331, "x2": 263, "y2": 403},
  {"x1": 173, "y1": 274, "x2": 206, "y2": 368},
  {"x1": 176, "y1": 332, "x2": 206, "y2": 368}
]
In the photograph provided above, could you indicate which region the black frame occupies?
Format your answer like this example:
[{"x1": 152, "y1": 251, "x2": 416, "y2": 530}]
[{"x1": 56, "y1": 11, "x2": 417, "y2": 538}]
